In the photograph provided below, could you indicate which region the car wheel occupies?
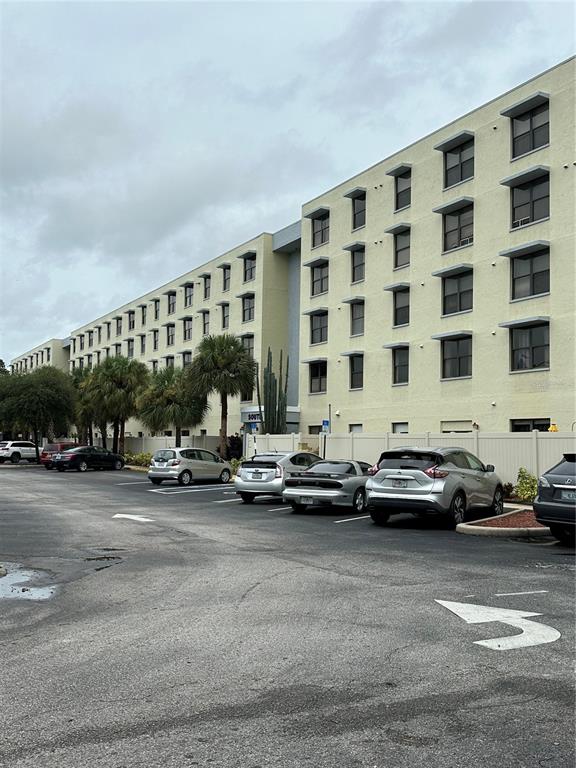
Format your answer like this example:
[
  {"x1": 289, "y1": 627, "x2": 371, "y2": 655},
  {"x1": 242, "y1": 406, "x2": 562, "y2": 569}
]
[
  {"x1": 0, "y1": 459, "x2": 4, "y2": 464},
  {"x1": 44, "y1": 464, "x2": 52, "y2": 470},
  {"x1": 178, "y1": 470, "x2": 193, "y2": 486},
  {"x1": 490, "y1": 486, "x2": 504, "y2": 516},
  {"x1": 449, "y1": 492, "x2": 467, "y2": 527},
  {"x1": 150, "y1": 479, "x2": 163, "y2": 485},
  {"x1": 219, "y1": 469, "x2": 232, "y2": 484},
  {"x1": 370, "y1": 508, "x2": 390, "y2": 526},
  {"x1": 548, "y1": 525, "x2": 575, "y2": 546},
  {"x1": 352, "y1": 488, "x2": 367, "y2": 513},
  {"x1": 240, "y1": 492, "x2": 255, "y2": 504},
  {"x1": 10, "y1": 453, "x2": 21, "y2": 464},
  {"x1": 57, "y1": 466, "x2": 65, "y2": 472},
  {"x1": 290, "y1": 502, "x2": 307, "y2": 513},
  {"x1": 113, "y1": 460, "x2": 124, "y2": 471},
  {"x1": 77, "y1": 461, "x2": 88, "y2": 472}
]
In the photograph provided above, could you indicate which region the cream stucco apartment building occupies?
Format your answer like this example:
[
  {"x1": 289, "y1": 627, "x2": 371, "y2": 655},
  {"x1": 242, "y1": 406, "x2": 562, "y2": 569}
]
[{"x1": 10, "y1": 58, "x2": 576, "y2": 437}]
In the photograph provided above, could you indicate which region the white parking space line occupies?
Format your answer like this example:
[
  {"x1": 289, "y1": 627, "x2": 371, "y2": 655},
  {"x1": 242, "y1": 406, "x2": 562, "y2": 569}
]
[
  {"x1": 214, "y1": 499, "x2": 240, "y2": 504},
  {"x1": 116, "y1": 481, "x2": 151, "y2": 485},
  {"x1": 334, "y1": 515, "x2": 371, "y2": 524},
  {"x1": 267, "y1": 507, "x2": 287, "y2": 512},
  {"x1": 494, "y1": 590, "x2": 549, "y2": 597},
  {"x1": 148, "y1": 485, "x2": 228, "y2": 495}
]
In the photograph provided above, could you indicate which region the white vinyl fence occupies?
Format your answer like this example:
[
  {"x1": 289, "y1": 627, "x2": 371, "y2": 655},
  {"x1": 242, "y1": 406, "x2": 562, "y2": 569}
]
[
  {"x1": 124, "y1": 434, "x2": 220, "y2": 455},
  {"x1": 249, "y1": 431, "x2": 576, "y2": 484}
]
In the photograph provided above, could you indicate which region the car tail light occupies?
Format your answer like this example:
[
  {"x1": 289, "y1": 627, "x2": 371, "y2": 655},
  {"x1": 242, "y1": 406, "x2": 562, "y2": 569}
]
[
  {"x1": 170, "y1": 459, "x2": 181, "y2": 467},
  {"x1": 424, "y1": 465, "x2": 449, "y2": 479},
  {"x1": 367, "y1": 463, "x2": 379, "y2": 476},
  {"x1": 538, "y1": 476, "x2": 550, "y2": 488},
  {"x1": 275, "y1": 464, "x2": 283, "y2": 478}
]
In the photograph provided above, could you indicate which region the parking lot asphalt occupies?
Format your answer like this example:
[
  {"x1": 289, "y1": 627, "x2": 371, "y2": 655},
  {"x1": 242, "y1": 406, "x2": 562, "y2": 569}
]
[{"x1": 1, "y1": 466, "x2": 575, "y2": 768}]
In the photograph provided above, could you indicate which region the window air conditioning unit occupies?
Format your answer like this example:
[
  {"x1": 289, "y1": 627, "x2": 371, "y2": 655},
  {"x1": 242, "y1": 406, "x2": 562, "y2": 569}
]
[
  {"x1": 512, "y1": 217, "x2": 530, "y2": 229},
  {"x1": 460, "y1": 237, "x2": 473, "y2": 246}
]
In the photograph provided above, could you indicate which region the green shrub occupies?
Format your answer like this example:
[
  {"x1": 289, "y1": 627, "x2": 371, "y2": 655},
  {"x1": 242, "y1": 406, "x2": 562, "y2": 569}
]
[
  {"x1": 514, "y1": 467, "x2": 538, "y2": 501},
  {"x1": 230, "y1": 457, "x2": 244, "y2": 476},
  {"x1": 502, "y1": 482, "x2": 515, "y2": 499},
  {"x1": 124, "y1": 451, "x2": 153, "y2": 467}
]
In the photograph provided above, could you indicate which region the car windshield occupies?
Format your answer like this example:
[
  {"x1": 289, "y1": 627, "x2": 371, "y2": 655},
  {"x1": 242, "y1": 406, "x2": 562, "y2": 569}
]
[
  {"x1": 154, "y1": 450, "x2": 176, "y2": 461},
  {"x1": 377, "y1": 451, "x2": 440, "y2": 471},
  {"x1": 308, "y1": 462, "x2": 355, "y2": 474}
]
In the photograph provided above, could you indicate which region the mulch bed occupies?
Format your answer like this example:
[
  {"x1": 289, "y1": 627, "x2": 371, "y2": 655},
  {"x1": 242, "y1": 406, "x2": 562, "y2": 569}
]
[{"x1": 471, "y1": 508, "x2": 545, "y2": 528}]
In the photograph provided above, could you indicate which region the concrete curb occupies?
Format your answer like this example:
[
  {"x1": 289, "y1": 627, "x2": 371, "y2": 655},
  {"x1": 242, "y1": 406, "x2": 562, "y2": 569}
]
[
  {"x1": 457, "y1": 506, "x2": 550, "y2": 538},
  {"x1": 125, "y1": 465, "x2": 149, "y2": 473}
]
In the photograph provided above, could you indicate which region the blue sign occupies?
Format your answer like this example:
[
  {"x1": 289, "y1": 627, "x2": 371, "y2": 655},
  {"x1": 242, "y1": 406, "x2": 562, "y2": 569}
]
[{"x1": 322, "y1": 419, "x2": 330, "y2": 433}]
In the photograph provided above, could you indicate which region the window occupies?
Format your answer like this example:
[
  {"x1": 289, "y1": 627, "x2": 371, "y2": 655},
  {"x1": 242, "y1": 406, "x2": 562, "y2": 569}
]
[
  {"x1": 128, "y1": 311, "x2": 135, "y2": 329},
  {"x1": 511, "y1": 249, "x2": 549, "y2": 300},
  {"x1": 116, "y1": 317, "x2": 122, "y2": 335},
  {"x1": 46, "y1": 349, "x2": 51, "y2": 362},
  {"x1": 127, "y1": 339, "x2": 134, "y2": 358},
  {"x1": 350, "y1": 302, "x2": 364, "y2": 336},
  {"x1": 183, "y1": 352, "x2": 192, "y2": 368},
  {"x1": 394, "y1": 231, "x2": 410, "y2": 268},
  {"x1": 104, "y1": 347, "x2": 110, "y2": 358},
  {"x1": 203, "y1": 276, "x2": 211, "y2": 299},
  {"x1": 167, "y1": 293, "x2": 175, "y2": 315},
  {"x1": 392, "y1": 422, "x2": 408, "y2": 434},
  {"x1": 309, "y1": 361, "x2": 327, "y2": 393},
  {"x1": 79, "y1": 335, "x2": 84, "y2": 351},
  {"x1": 183, "y1": 319, "x2": 193, "y2": 341},
  {"x1": 166, "y1": 325, "x2": 175, "y2": 346},
  {"x1": 202, "y1": 312, "x2": 210, "y2": 335},
  {"x1": 88, "y1": 331, "x2": 93, "y2": 347},
  {"x1": 393, "y1": 288, "x2": 410, "y2": 326},
  {"x1": 352, "y1": 193, "x2": 366, "y2": 229},
  {"x1": 351, "y1": 247, "x2": 365, "y2": 282},
  {"x1": 222, "y1": 266, "x2": 231, "y2": 291},
  {"x1": 443, "y1": 271, "x2": 473, "y2": 315},
  {"x1": 151, "y1": 360, "x2": 158, "y2": 373},
  {"x1": 114, "y1": 343, "x2": 122, "y2": 356},
  {"x1": 79, "y1": 358, "x2": 84, "y2": 370},
  {"x1": 308, "y1": 425, "x2": 322, "y2": 435},
  {"x1": 311, "y1": 262, "x2": 329, "y2": 296},
  {"x1": 242, "y1": 295, "x2": 255, "y2": 322},
  {"x1": 97, "y1": 327, "x2": 102, "y2": 344},
  {"x1": 510, "y1": 418, "x2": 550, "y2": 432},
  {"x1": 349, "y1": 355, "x2": 364, "y2": 390},
  {"x1": 221, "y1": 304, "x2": 229, "y2": 329},
  {"x1": 95, "y1": 351, "x2": 100, "y2": 365},
  {"x1": 72, "y1": 339, "x2": 76, "y2": 354},
  {"x1": 140, "y1": 335, "x2": 146, "y2": 354},
  {"x1": 184, "y1": 285, "x2": 194, "y2": 307},
  {"x1": 393, "y1": 347, "x2": 409, "y2": 384},
  {"x1": 512, "y1": 103, "x2": 549, "y2": 158},
  {"x1": 445, "y1": 140, "x2": 474, "y2": 188},
  {"x1": 154, "y1": 300, "x2": 160, "y2": 320},
  {"x1": 395, "y1": 171, "x2": 411, "y2": 210},
  {"x1": 310, "y1": 312, "x2": 328, "y2": 344},
  {"x1": 141, "y1": 305, "x2": 147, "y2": 325},
  {"x1": 243, "y1": 255, "x2": 256, "y2": 282},
  {"x1": 444, "y1": 205, "x2": 473, "y2": 251},
  {"x1": 241, "y1": 335, "x2": 254, "y2": 357},
  {"x1": 512, "y1": 176, "x2": 549, "y2": 228},
  {"x1": 349, "y1": 424, "x2": 363, "y2": 433},
  {"x1": 312, "y1": 213, "x2": 329, "y2": 247},
  {"x1": 153, "y1": 330, "x2": 159, "y2": 350},
  {"x1": 106, "y1": 322, "x2": 111, "y2": 340},
  {"x1": 442, "y1": 336, "x2": 472, "y2": 379},
  {"x1": 165, "y1": 356, "x2": 174, "y2": 368},
  {"x1": 86, "y1": 354, "x2": 92, "y2": 369},
  {"x1": 511, "y1": 323, "x2": 549, "y2": 371}
]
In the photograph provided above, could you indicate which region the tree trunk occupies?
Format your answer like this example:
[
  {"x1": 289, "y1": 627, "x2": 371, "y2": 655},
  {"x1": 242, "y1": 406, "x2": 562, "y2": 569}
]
[
  {"x1": 220, "y1": 392, "x2": 228, "y2": 458},
  {"x1": 88, "y1": 423, "x2": 93, "y2": 446},
  {"x1": 112, "y1": 421, "x2": 120, "y2": 454},
  {"x1": 33, "y1": 427, "x2": 40, "y2": 464},
  {"x1": 99, "y1": 422, "x2": 108, "y2": 450},
  {"x1": 176, "y1": 425, "x2": 181, "y2": 448},
  {"x1": 119, "y1": 420, "x2": 126, "y2": 455}
]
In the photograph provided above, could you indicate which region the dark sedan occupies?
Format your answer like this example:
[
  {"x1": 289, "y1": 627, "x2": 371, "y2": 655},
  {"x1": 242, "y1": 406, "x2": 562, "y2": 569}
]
[
  {"x1": 53, "y1": 446, "x2": 125, "y2": 473},
  {"x1": 534, "y1": 454, "x2": 575, "y2": 545}
]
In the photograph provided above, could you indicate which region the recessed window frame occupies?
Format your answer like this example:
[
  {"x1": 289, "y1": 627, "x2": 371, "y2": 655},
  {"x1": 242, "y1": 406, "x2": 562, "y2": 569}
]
[
  {"x1": 311, "y1": 262, "x2": 329, "y2": 296},
  {"x1": 511, "y1": 249, "x2": 550, "y2": 300},
  {"x1": 350, "y1": 301, "x2": 365, "y2": 337},
  {"x1": 511, "y1": 176, "x2": 549, "y2": 229},
  {"x1": 393, "y1": 346, "x2": 409, "y2": 385},
  {"x1": 395, "y1": 171, "x2": 411, "y2": 210},
  {"x1": 510, "y1": 418, "x2": 551, "y2": 432},
  {"x1": 442, "y1": 270, "x2": 473, "y2": 315},
  {"x1": 203, "y1": 275, "x2": 211, "y2": 300},
  {"x1": 221, "y1": 303, "x2": 230, "y2": 329},
  {"x1": 510, "y1": 323, "x2": 549, "y2": 372},
  {"x1": 222, "y1": 266, "x2": 231, "y2": 292},
  {"x1": 395, "y1": 230, "x2": 410, "y2": 268},
  {"x1": 242, "y1": 295, "x2": 255, "y2": 323},
  {"x1": 311, "y1": 212, "x2": 330, "y2": 248},
  {"x1": 166, "y1": 324, "x2": 175, "y2": 347},
  {"x1": 352, "y1": 193, "x2": 366, "y2": 230},
  {"x1": 511, "y1": 102, "x2": 549, "y2": 159},
  {"x1": 444, "y1": 139, "x2": 474, "y2": 188},
  {"x1": 351, "y1": 246, "x2": 365, "y2": 283},
  {"x1": 349, "y1": 354, "x2": 364, "y2": 390},
  {"x1": 183, "y1": 318, "x2": 193, "y2": 341},
  {"x1": 443, "y1": 205, "x2": 474, "y2": 252},
  {"x1": 243, "y1": 255, "x2": 256, "y2": 283},
  {"x1": 309, "y1": 361, "x2": 327, "y2": 394},
  {"x1": 184, "y1": 285, "x2": 194, "y2": 307},
  {"x1": 441, "y1": 335, "x2": 472, "y2": 380},
  {"x1": 310, "y1": 311, "x2": 328, "y2": 344},
  {"x1": 393, "y1": 288, "x2": 410, "y2": 327}
]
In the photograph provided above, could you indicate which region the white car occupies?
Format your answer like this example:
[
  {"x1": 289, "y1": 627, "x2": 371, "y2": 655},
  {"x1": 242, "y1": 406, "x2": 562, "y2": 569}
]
[{"x1": 0, "y1": 440, "x2": 38, "y2": 464}]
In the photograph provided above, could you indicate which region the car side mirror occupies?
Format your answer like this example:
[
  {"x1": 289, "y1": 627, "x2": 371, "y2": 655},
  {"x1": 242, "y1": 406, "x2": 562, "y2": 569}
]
[{"x1": 485, "y1": 464, "x2": 495, "y2": 472}]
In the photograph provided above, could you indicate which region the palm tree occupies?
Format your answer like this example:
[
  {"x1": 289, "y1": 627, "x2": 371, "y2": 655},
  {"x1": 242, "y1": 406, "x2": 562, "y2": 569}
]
[
  {"x1": 137, "y1": 367, "x2": 208, "y2": 447},
  {"x1": 89, "y1": 357, "x2": 149, "y2": 454},
  {"x1": 184, "y1": 334, "x2": 256, "y2": 457}
]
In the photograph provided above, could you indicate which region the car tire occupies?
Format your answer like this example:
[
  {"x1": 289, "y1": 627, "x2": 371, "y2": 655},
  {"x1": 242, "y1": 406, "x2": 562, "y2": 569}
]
[
  {"x1": 219, "y1": 469, "x2": 232, "y2": 484},
  {"x1": 0, "y1": 459, "x2": 4, "y2": 464},
  {"x1": 239, "y1": 492, "x2": 255, "y2": 504},
  {"x1": 370, "y1": 508, "x2": 390, "y2": 526},
  {"x1": 352, "y1": 488, "x2": 367, "y2": 513},
  {"x1": 449, "y1": 492, "x2": 467, "y2": 527},
  {"x1": 490, "y1": 486, "x2": 504, "y2": 516},
  {"x1": 113, "y1": 460, "x2": 124, "y2": 471},
  {"x1": 150, "y1": 479, "x2": 163, "y2": 485},
  {"x1": 290, "y1": 502, "x2": 307, "y2": 513},
  {"x1": 10, "y1": 453, "x2": 21, "y2": 464},
  {"x1": 548, "y1": 524, "x2": 575, "y2": 546},
  {"x1": 44, "y1": 464, "x2": 52, "y2": 471},
  {"x1": 77, "y1": 461, "x2": 88, "y2": 472},
  {"x1": 178, "y1": 470, "x2": 193, "y2": 486},
  {"x1": 56, "y1": 466, "x2": 65, "y2": 472}
]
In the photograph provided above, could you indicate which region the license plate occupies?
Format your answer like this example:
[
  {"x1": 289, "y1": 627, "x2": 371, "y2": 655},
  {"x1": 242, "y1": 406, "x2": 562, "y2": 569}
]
[
  {"x1": 561, "y1": 490, "x2": 576, "y2": 501},
  {"x1": 251, "y1": 472, "x2": 263, "y2": 479},
  {"x1": 55, "y1": 454, "x2": 61, "y2": 459},
  {"x1": 392, "y1": 479, "x2": 407, "y2": 488},
  {"x1": 300, "y1": 497, "x2": 313, "y2": 504}
]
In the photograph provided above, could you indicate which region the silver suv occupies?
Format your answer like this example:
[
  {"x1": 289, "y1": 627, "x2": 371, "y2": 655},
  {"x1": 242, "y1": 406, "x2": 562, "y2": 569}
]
[
  {"x1": 0, "y1": 440, "x2": 38, "y2": 464},
  {"x1": 366, "y1": 447, "x2": 503, "y2": 527},
  {"x1": 235, "y1": 451, "x2": 322, "y2": 503},
  {"x1": 148, "y1": 448, "x2": 232, "y2": 486}
]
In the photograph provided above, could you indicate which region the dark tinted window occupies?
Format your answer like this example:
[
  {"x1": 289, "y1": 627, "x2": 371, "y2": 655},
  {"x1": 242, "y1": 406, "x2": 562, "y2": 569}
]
[
  {"x1": 308, "y1": 462, "x2": 355, "y2": 474},
  {"x1": 154, "y1": 450, "x2": 176, "y2": 460},
  {"x1": 547, "y1": 456, "x2": 576, "y2": 477},
  {"x1": 445, "y1": 452, "x2": 469, "y2": 469},
  {"x1": 378, "y1": 452, "x2": 439, "y2": 470},
  {"x1": 463, "y1": 453, "x2": 485, "y2": 471}
]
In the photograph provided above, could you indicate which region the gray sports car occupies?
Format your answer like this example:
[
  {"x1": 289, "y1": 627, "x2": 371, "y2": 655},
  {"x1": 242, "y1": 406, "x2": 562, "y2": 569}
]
[{"x1": 282, "y1": 459, "x2": 372, "y2": 513}]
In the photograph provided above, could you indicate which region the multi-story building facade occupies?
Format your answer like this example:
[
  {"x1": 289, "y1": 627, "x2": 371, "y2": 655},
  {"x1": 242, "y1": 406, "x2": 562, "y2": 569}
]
[
  {"x1": 9, "y1": 58, "x2": 575, "y2": 436},
  {"x1": 10, "y1": 338, "x2": 70, "y2": 374}
]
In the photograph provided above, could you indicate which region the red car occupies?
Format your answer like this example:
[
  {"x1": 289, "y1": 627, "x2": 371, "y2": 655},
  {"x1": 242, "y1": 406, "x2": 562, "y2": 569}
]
[{"x1": 41, "y1": 442, "x2": 77, "y2": 470}]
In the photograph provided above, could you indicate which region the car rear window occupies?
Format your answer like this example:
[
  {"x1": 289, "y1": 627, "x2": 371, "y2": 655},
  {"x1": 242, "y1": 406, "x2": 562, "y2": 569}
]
[
  {"x1": 547, "y1": 455, "x2": 576, "y2": 477},
  {"x1": 377, "y1": 451, "x2": 440, "y2": 471},
  {"x1": 0, "y1": 442, "x2": 8, "y2": 448},
  {"x1": 308, "y1": 462, "x2": 355, "y2": 475},
  {"x1": 251, "y1": 454, "x2": 289, "y2": 462},
  {"x1": 154, "y1": 450, "x2": 176, "y2": 460}
]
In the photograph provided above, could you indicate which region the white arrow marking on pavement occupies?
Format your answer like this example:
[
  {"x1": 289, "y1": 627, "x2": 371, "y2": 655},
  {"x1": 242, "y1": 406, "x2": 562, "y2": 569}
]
[
  {"x1": 113, "y1": 513, "x2": 154, "y2": 522},
  {"x1": 435, "y1": 599, "x2": 561, "y2": 651}
]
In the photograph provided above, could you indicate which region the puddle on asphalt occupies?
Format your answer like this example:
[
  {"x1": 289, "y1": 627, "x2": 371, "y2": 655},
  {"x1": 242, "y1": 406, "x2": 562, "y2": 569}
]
[{"x1": 0, "y1": 563, "x2": 58, "y2": 601}]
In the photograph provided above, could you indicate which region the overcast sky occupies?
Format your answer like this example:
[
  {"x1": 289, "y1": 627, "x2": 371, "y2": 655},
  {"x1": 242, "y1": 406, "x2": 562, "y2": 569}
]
[{"x1": 1, "y1": 0, "x2": 574, "y2": 365}]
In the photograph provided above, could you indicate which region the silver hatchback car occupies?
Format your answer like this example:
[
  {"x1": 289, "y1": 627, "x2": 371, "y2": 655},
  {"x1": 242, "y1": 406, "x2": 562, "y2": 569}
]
[
  {"x1": 148, "y1": 447, "x2": 232, "y2": 486},
  {"x1": 366, "y1": 447, "x2": 503, "y2": 527},
  {"x1": 234, "y1": 451, "x2": 322, "y2": 503}
]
